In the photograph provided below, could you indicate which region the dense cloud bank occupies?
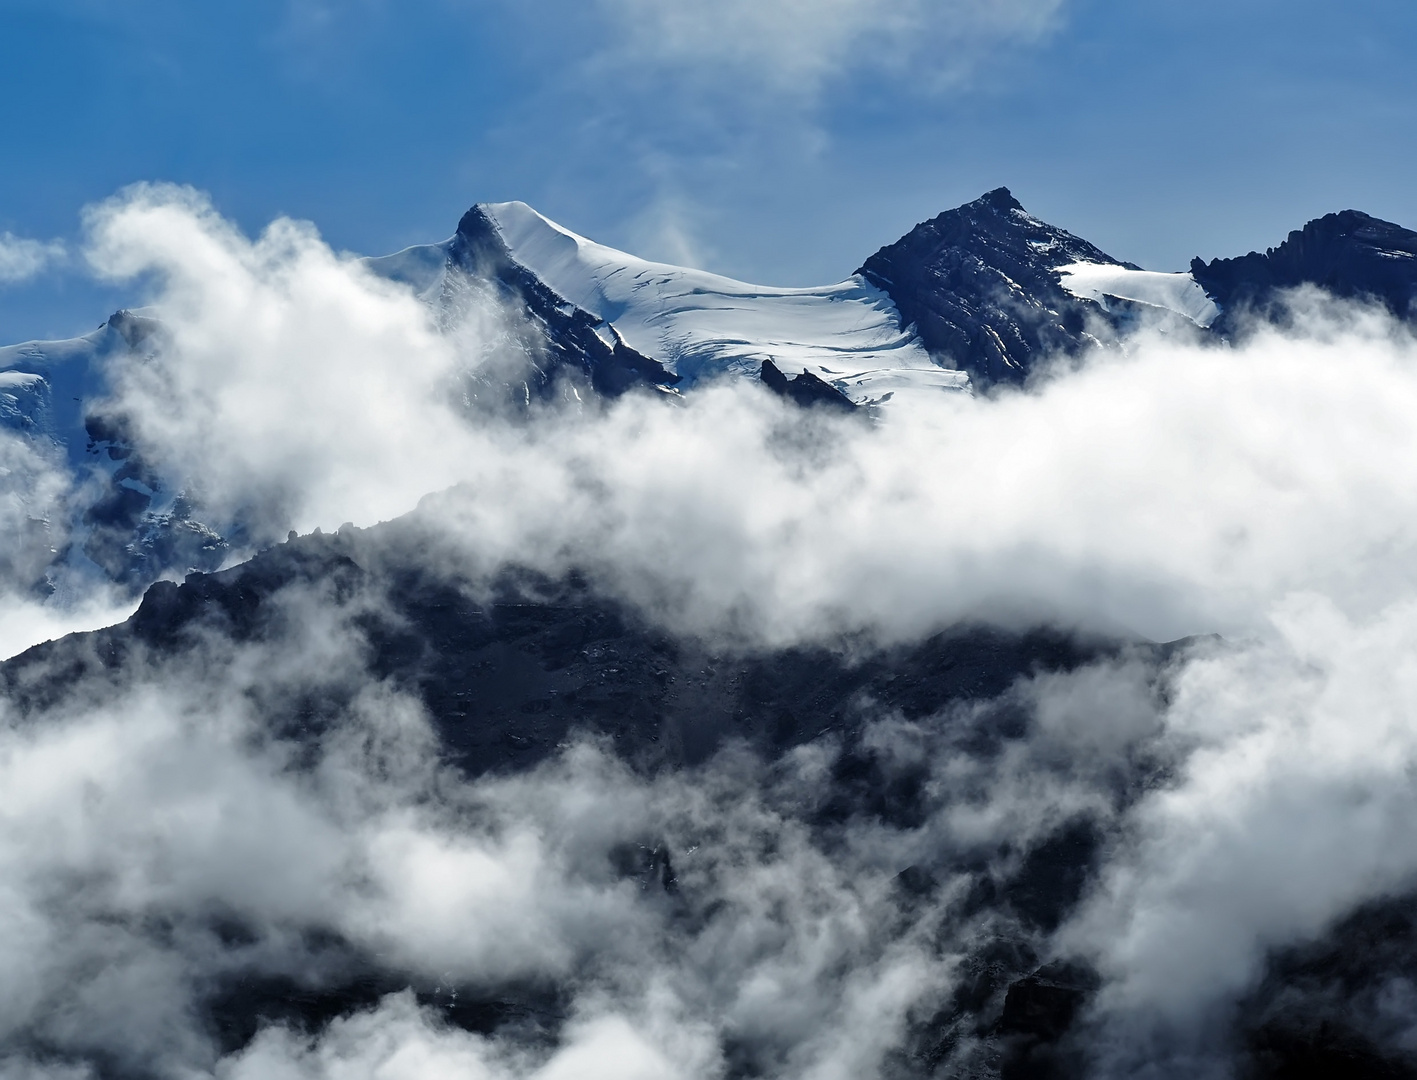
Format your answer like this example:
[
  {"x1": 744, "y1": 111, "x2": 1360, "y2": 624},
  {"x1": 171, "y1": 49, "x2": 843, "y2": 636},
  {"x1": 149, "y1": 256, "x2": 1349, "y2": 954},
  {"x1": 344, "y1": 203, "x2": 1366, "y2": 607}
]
[{"x1": 5, "y1": 190, "x2": 1417, "y2": 1076}]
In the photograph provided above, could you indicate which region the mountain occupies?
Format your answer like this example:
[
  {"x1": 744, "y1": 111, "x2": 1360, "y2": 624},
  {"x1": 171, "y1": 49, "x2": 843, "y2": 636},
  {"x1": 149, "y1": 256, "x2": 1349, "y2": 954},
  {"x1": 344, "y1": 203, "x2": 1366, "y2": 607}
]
[
  {"x1": 0, "y1": 504, "x2": 1175, "y2": 1080},
  {"x1": 4, "y1": 192, "x2": 1415, "y2": 601},
  {"x1": 1191, "y1": 208, "x2": 1417, "y2": 327},
  {"x1": 858, "y1": 187, "x2": 1218, "y2": 387},
  {"x1": 452, "y1": 199, "x2": 970, "y2": 408},
  {"x1": 419, "y1": 191, "x2": 1224, "y2": 399},
  {"x1": 3, "y1": 502, "x2": 1406, "y2": 1080},
  {"x1": 447, "y1": 204, "x2": 681, "y2": 401}
]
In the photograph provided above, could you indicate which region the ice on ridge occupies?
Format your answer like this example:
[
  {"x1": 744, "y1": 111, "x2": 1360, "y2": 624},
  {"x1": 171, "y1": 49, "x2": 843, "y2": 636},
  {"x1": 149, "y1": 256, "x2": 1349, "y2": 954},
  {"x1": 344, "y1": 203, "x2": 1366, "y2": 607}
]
[{"x1": 481, "y1": 201, "x2": 970, "y2": 406}]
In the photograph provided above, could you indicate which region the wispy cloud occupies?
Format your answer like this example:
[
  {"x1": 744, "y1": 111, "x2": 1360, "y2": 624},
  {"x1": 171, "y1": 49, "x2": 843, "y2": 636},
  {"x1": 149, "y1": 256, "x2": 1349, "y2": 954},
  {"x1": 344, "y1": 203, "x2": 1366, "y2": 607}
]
[
  {"x1": 0, "y1": 232, "x2": 65, "y2": 284},
  {"x1": 593, "y1": 0, "x2": 1067, "y2": 97}
]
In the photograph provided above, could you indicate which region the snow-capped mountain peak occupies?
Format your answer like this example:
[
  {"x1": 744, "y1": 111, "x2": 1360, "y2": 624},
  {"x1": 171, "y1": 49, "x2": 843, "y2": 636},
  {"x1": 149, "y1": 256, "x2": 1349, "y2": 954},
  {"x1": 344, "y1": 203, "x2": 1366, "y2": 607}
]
[{"x1": 475, "y1": 199, "x2": 969, "y2": 407}]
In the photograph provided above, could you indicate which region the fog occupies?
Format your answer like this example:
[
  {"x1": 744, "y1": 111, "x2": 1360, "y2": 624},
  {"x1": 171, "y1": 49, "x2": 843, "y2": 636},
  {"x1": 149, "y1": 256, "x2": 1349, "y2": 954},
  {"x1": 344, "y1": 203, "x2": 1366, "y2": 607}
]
[{"x1": 4, "y1": 188, "x2": 1417, "y2": 1076}]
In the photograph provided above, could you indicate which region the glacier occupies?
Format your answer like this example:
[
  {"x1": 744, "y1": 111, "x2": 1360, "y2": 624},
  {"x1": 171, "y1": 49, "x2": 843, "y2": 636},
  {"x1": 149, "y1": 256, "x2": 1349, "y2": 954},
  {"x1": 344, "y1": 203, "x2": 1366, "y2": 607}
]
[
  {"x1": 1056, "y1": 262, "x2": 1220, "y2": 327},
  {"x1": 479, "y1": 200, "x2": 971, "y2": 407}
]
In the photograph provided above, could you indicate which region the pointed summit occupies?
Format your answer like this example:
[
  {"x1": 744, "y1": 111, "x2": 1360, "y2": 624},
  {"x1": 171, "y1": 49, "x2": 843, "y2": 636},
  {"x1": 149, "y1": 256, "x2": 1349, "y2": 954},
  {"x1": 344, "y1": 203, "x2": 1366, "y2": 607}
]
[
  {"x1": 858, "y1": 190, "x2": 1127, "y2": 387},
  {"x1": 977, "y1": 186, "x2": 1026, "y2": 214}
]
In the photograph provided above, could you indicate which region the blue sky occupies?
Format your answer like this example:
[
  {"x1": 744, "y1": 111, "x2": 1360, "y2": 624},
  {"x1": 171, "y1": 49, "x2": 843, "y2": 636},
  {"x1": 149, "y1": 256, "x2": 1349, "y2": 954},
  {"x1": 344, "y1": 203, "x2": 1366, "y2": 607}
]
[{"x1": 2, "y1": 0, "x2": 1415, "y2": 342}]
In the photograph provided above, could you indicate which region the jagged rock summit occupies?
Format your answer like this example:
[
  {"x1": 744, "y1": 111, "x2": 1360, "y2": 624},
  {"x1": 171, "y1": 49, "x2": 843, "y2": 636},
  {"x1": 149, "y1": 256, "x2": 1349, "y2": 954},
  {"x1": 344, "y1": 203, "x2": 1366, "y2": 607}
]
[
  {"x1": 759, "y1": 359, "x2": 859, "y2": 413},
  {"x1": 1192, "y1": 207, "x2": 1417, "y2": 325},
  {"x1": 859, "y1": 187, "x2": 1125, "y2": 386},
  {"x1": 450, "y1": 204, "x2": 681, "y2": 400},
  {"x1": 858, "y1": 187, "x2": 1220, "y2": 386}
]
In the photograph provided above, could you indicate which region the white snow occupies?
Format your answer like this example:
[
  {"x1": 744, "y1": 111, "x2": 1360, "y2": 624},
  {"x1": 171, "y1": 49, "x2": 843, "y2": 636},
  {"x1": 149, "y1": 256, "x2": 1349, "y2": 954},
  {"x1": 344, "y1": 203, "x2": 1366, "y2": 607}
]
[
  {"x1": 482, "y1": 201, "x2": 970, "y2": 406},
  {"x1": 1056, "y1": 262, "x2": 1220, "y2": 328},
  {"x1": 0, "y1": 370, "x2": 47, "y2": 427},
  {"x1": 0, "y1": 327, "x2": 115, "y2": 466}
]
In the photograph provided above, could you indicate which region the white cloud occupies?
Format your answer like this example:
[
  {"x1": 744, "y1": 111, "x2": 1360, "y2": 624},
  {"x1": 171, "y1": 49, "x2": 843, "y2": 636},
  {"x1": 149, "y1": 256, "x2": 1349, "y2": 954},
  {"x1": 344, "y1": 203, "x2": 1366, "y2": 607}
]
[
  {"x1": 0, "y1": 427, "x2": 140, "y2": 661},
  {"x1": 0, "y1": 612, "x2": 952, "y2": 1079},
  {"x1": 404, "y1": 300, "x2": 1417, "y2": 649},
  {"x1": 222, "y1": 993, "x2": 718, "y2": 1080},
  {"x1": 0, "y1": 232, "x2": 65, "y2": 284},
  {"x1": 0, "y1": 591, "x2": 139, "y2": 663},
  {"x1": 82, "y1": 183, "x2": 508, "y2": 543},
  {"x1": 1060, "y1": 592, "x2": 1417, "y2": 1063},
  {"x1": 0, "y1": 428, "x2": 68, "y2": 592}
]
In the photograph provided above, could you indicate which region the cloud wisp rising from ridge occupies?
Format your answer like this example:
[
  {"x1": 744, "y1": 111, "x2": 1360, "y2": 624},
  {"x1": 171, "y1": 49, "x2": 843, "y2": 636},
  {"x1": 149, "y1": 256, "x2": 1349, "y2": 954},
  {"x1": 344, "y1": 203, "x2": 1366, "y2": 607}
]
[{"x1": 0, "y1": 417, "x2": 139, "y2": 660}]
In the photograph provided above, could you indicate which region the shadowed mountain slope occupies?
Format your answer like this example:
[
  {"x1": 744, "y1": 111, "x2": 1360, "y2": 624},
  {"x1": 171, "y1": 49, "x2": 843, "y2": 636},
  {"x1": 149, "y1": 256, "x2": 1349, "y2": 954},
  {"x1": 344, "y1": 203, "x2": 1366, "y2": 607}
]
[
  {"x1": 857, "y1": 188, "x2": 1131, "y2": 388},
  {"x1": 1192, "y1": 209, "x2": 1417, "y2": 327}
]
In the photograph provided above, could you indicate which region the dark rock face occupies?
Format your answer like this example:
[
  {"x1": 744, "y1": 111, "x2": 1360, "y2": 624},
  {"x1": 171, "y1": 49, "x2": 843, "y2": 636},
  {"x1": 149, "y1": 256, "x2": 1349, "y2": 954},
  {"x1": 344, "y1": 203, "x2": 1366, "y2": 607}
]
[
  {"x1": 1236, "y1": 896, "x2": 1417, "y2": 1080},
  {"x1": 448, "y1": 206, "x2": 679, "y2": 404},
  {"x1": 79, "y1": 405, "x2": 229, "y2": 591},
  {"x1": 857, "y1": 188, "x2": 1127, "y2": 388},
  {"x1": 3, "y1": 522, "x2": 1115, "y2": 778},
  {"x1": 759, "y1": 359, "x2": 858, "y2": 412},
  {"x1": 0, "y1": 515, "x2": 1150, "y2": 1075},
  {"x1": 203, "y1": 965, "x2": 566, "y2": 1064},
  {"x1": 1000, "y1": 968, "x2": 1093, "y2": 1042},
  {"x1": 16, "y1": 518, "x2": 1417, "y2": 1078},
  {"x1": 1191, "y1": 210, "x2": 1417, "y2": 327},
  {"x1": 991, "y1": 961, "x2": 1102, "y2": 1080}
]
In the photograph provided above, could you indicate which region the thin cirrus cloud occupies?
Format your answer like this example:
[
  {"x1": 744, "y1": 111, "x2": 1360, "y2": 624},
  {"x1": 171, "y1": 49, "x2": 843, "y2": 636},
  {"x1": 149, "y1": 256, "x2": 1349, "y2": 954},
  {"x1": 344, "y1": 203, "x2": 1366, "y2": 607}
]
[
  {"x1": 591, "y1": 0, "x2": 1068, "y2": 96},
  {"x1": 530, "y1": 0, "x2": 1070, "y2": 271}
]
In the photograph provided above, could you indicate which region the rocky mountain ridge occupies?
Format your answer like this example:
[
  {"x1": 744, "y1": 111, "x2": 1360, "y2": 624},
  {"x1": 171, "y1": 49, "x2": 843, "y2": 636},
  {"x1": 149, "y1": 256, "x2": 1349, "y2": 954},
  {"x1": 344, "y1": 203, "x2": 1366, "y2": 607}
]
[{"x1": 1192, "y1": 207, "x2": 1417, "y2": 331}]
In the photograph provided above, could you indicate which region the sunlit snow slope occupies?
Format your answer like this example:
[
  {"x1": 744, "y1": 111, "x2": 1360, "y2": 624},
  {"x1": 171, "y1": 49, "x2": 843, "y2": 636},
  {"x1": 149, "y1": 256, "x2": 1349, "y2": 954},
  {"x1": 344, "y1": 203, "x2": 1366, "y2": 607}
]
[
  {"x1": 0, "y1": 322, "x2": 117, "y2": 467},
  {"x1": 481, "y1": 201, "x2": 971, "y2": 406},
  {"x1": 1057, "y1": 262, "x2": 1220, "y2": 327}
]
